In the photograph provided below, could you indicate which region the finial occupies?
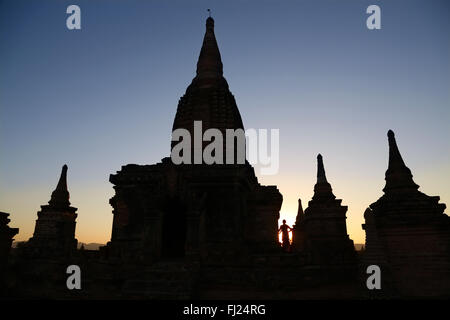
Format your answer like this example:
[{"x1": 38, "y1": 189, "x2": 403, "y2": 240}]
[
  {"x1": 317, "y1": 154, "x2": 327, "y2": 183},
  {"x1": 387, "y1": 130, "x2": 406, "y2": 169},
  {"x1": 387, "y1": 129, "x2": 394, "y2": 139},
  {"x1": 387, "y1": 129, "x2": 397, "y2": 149},
  {"x1": 48, "y1": 164, "x2": 71, "y2": 208},
  {"x1": 312, "y1": 154, "x2": 335, "y2": 201},
  {"x1": 56, "y1": 164, "x2": 68, "y2": 190},
  {"x1": 207, "y1": 8, "x2": 211, "y2": 18},
  {"x1": 384, "y1": 130, "x2": 419, "y2": 193}
]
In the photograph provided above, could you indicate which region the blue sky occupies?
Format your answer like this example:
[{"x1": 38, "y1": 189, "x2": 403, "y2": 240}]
[{"x1": 0, "y1": 0, "x2": 449, "y2": 243}]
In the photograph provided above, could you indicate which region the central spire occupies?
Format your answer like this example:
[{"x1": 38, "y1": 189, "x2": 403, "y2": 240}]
[
  {"x1": 171, "y1": 16, "x2": 244, "y2": 157},
  {"x1": 195, "y1": 16, "x2": 223, "y2": 83},
  {"x1": 172, "y1": 16, "x2": 244, "y2": 151}
]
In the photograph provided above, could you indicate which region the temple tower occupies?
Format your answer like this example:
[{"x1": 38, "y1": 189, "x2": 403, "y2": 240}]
[
  {"x1": 292, "y1": 155, "x2": 355, "y2": 265},
  {"x1": 27, "y1": 165, "x2": 78, "y2": 258},
  {"x1": 363, "y1": 130, "x2": 450, "y2": 297},
  {"x1": 107, "y1": 17, "x2": 282, "y2": 265}
]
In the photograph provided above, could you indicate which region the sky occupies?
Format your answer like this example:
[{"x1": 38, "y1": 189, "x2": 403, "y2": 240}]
[{"x1": 0, "y1": 0, "x2": 449, "y2": 245}]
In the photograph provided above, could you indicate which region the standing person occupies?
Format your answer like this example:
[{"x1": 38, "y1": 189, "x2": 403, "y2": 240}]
[{"x1": 278, "y1": 219, "x2": 292, "y2": 252}]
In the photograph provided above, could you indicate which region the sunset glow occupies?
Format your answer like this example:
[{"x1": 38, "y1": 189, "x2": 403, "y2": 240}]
[{"x1": 1, "y1": 1, "x2": 449, "y2": 248}]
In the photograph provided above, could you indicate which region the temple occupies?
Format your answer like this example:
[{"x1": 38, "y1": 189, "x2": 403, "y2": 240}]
[
  {"x1": 292, "y1": 155, "x2": 356, "y2": 265},
  {"x1": 102, "y1": 17, "x2": 283, "y2": 267},
  {"x1": 362, "y1": 130, "x2": 450, "y2": 297},
  {"x1": 25, "y1": 165, "x2": 78, "y2": 258},
  {"x1": 89, "y1": 17, "x2": 358, "y2": 298}
]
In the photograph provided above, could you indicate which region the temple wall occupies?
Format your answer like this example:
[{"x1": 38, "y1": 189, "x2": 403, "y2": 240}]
[{"x1": 379, "y1": 225, "x2": 450, "y2": 297}]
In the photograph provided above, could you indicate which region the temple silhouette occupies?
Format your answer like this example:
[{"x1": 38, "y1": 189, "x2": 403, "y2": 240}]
[
  {"x1": 104, "y1": 18, "x2": 282, "y2": 265},
  {"x1": 1, "y1": 17, "x2": 449, "y2": 299}
]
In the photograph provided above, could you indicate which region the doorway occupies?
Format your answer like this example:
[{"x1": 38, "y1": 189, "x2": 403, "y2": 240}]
[{"x1": 161, "y1": 199, "x2": 187, "y2": 258}]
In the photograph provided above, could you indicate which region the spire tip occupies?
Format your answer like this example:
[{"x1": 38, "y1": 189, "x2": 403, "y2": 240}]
[
  {"x1": 388, "y1": 130, "x2": 395, "y2": 139},
  {"x1": 316, "y1": 153, "x2": 327, "y2": 181},
  {"x1": 206, "y1": 9, "x2": 214, "y2": 27}
]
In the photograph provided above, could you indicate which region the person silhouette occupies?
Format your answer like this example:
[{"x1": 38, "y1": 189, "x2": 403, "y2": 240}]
[{"x1": 278, "y1": 219, "x2": 292, "y2": 251}]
